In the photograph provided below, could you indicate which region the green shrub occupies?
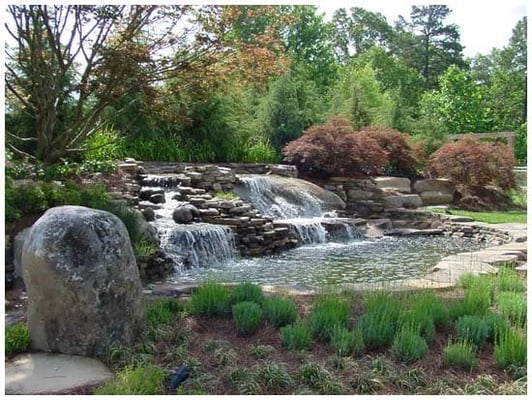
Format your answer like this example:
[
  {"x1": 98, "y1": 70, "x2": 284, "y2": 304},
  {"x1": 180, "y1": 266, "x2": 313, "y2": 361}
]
[
  {"x1": 329, "y1": 325, "x2": 365, "y2": 356},
  {"x1": 358, "y1": 311, "x2": 398, "y2": 350},
  {"x1": 309, "y1": 295, "x2": 350, "y2": 340},
  {"x1": 230, "y1": 282, "x2": 264, "y2": 305},
  {"x1": 409, "y1": 291, "x2": 448, "y2": 328},
  {"x1": 494, "y1": 329, "x2": 527, "y2": 368},
  {"x1": 5, "y1": 323, "x2": 30, "y2": 355},
  {"x1": 146, "y1": 298, "x2": 183, "y2": 328},
  {"x1": 84, "y1": 128, "x2": 123, "y2": 162},
  {"x1": 391, "y1": 326, "x2": 429, "y2": 363},
  {"x1": 496, "y1": 291, "x2": 526, "y2": 326},
  {"x1": 443, "y1": 341, "x2": 478, "y2": 370},
  {"x1": 232, "y1": 301, "x2": 263, "y2": 336},
  {"x1": 94, "y1": 364, "x2": 165, "y2": 395},
  {"x1": 495, "y1": 265, "x2": 526, "y2": 292},
  {"x1": 455, "y1": 315, "x2": 490, "y2": 349},
  {"x1": 189, "y1": 282, "x2": 232, "y2": 316},
  {"x1": 262, "y1": 296, "x2": 298, "y2": 327},
  {"x1": 280, "y1": 322, "x2": 312, "y2": 351},
  {"x1": 483, "y1": 313, "x2": 510, "y2": 343},
  {"x1": 399, "y1": 310, "x2": 436, "y2": 343}
]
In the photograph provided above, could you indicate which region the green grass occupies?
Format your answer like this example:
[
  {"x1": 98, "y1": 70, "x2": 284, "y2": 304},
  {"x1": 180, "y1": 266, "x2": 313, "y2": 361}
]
[
  {"x1": 189, "y1": 282, "x2": 232, "y2": 317},
  {"x1": 5, "y1": 323, "x2": 31, "y2": 356},
  {"x1": 439, "y1": 210, "x2": 526, "y2": 224},
  {"x1": 146, "y1": 298, "x2": 184, "y2": 328},
  {"x1": 391, "y1": 326, "x2": 429, "y2": 363},
  {"x1": 262, "y1": 296, "x2": 298, "y2": 327},
  {"x1": 493, "y1": 329, "x2": 527, "y2": 368},
  {"x1": 496, "y1": 291, "x2": 527, "y2": 327},
  {"x1": 280, "y1": 322, "x2": 312, "y2": 351},
  {"x1": 230, "y1": 282, "x2": 265, "y2": 305},
  {"x1": 329, "y1": 325, "x2": 365, "y2": 357},
  {"x1": 494, "y1": 265, "x2": 526, "y2": 293},
  {"x1": 443, "y1": 340, "x2": 479, "y2": 370},
  {"x1": 455, "y1": 315, "x2": 490, "y2": 349},
  {"x1": 232, "y1": 301, "x2": 263, "y2": 336},
  {"x1": 94, "y1": 364, "x2": 165, "y2": 395},
  {"x1": 309, "y1": 295, "x2": 350, "y2": 340}
]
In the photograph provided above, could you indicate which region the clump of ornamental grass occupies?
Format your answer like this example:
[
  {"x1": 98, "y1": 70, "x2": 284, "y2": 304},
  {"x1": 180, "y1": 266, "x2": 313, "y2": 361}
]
[
  {"x1": 496, "y1": 291, "x2": 526, "y2": 327},
  {"x1": 309, "y1": 295, "x2": 350, "y2": 340},
  {"x1": 94, "y1": 364, "x2": 165, "y2": 395},
  {"x1": 262, "y1": 296, "x2": 298, "y2": 327},
  {"x1": 443, "y1": 340, "x2": 479, "y2": 371},
  {"x1": 280, "y1": 322, "x2": 312, "y2": 351},
  {"x1": 254, "y1": 361, "x2": 294, "y2": 392},
  {"x1": 483, "y1": 312, "x2": 510, "y2": 343},
  {"x1": 297, "y1": 362, "x2": 345, "y2": 395},
  {"x1": 494, "y1": 265, "x2": 525, "y2": 293},
  {"x1": 493, "y1": 328, "x2": 527, "y2": 369},
  {"x1": 232, "y1": 301, "x2": 263, "y2": 336},
  {"x1": 188, "y1": 282, "x2": 231, "y2": 316},
  {"x1": 5, "y1": 323, "x2": 30, "y2": 356},
  {"x1": 329, "y1": 325, "x2": 365, "y2": 357},
  {"x1": 391, "y1": 325, "x2": 429, "y2": 363},
  {"x1": 455, "y1": 315, "x2": 490, "y2": 349},
  {"x1": 230, "y1": 282, "x2": 265, "y2": 305}
]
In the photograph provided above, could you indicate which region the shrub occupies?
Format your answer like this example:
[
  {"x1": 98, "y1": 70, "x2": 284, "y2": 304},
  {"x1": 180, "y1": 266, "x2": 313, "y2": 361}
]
[
  {"x1": 494, "y1": 329, "x2": 527, "y2": 368},
  {"x1": 146, "y1": 298, "x2": 183, "y2": 328},
  {"x1": 230, "y1": 282, "x2": 265, "y2": 305},
  {"x1": 357, "y1": 126, "x2": 420, "y2": 177},
  {"x1": 282, "y1": 117, "x2": 388, "y2": 179},
  {"x1": 425, "y1": 137, "x2": 517, "y2": 191},
  {"x1": 232, "y1": 301, "x2": 263, "y2": 336},
  {"x1": 329, "y1": 325, "x2": 365, "y2": 357},
  {"x1": 399, "y1": 311, "x2": 436, "y2": 343},
  {"x1": 189, "y1": 282, "x2": 232, "y2": 316},
  {"x1": 262, "y1": 296, "x2": 298, "y2": 327},
  {"x1": 94, "y1": 364, "x2": 165, "y2": 395},
  {"x1": 5, "y1": 323, "x2": 30, "y2": 355},
  {"x1": 443, "y1": 340, "x2": 479, "y2": 370},
  {"x1": 408, "y1": 291, "x2": 448, "y2": 328},
  {"x1": 280, "y1": 322, "x2": 312, "y2": 351},
  {"x1": 496, "y1": 291, "x2": 526, "y2": 326},
  {"x1": 358, "y1": 312, "x2": 397, "y2": 350},
  {"x1": 309, "y1": 295, "x2": 350, "y2": 340},
  {"x1": 391, "y1": 326, "x2": 429, "y2": 363},
  {"x1": 483, "y1": 313, "x2": 510, "y2": 343},
  {"x1": 455, "y1": 315, "x2": 490, "y2": 349},
  {"x1": 449, "y1": 277, "x2": 493, "y2": 320}
]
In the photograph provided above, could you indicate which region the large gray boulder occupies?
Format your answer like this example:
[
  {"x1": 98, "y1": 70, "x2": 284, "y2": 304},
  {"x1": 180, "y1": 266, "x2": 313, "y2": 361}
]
[
  {"x1": 374, "y1": 177, "x2": 412, "y2": 193},
  {"x1": 21, "y1": 206, "x2": 145, "y2": 357}
]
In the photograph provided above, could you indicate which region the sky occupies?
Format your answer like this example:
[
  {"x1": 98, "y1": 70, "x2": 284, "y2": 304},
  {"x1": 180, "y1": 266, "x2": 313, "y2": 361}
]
[{"x1": 316, "y1": 0, "x2": 528, "y2": 57}]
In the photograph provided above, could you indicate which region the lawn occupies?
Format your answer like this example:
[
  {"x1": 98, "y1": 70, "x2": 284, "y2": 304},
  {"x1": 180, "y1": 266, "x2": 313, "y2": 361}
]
[{"x1": 444, "y1": 210, "x2": 527, "y2": 224}]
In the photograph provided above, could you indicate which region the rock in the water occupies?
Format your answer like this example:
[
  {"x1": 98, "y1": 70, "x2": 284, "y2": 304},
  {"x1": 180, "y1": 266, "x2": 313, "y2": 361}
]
[
  {"x1": 21, "y1": 206, "x2": 145, "y2": 357},
  {"x1": 172, "y1": 204, "x2": 200, "y2": 224}
]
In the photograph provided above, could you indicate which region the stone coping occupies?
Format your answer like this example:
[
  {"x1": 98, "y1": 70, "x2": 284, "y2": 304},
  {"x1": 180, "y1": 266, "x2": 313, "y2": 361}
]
[{"x1": 147, "y1": 220, "x2": 527, "y2": 296}]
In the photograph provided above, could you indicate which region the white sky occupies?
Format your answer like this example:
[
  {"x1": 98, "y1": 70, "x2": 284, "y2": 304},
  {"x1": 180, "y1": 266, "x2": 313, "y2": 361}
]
[{"x1": 315, "y1": 0, "x2": 528, "y2": 57}]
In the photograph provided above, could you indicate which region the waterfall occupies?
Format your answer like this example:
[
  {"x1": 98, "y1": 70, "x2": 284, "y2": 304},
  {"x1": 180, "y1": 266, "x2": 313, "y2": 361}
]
[
  {"x1": 283, "y1": 218, "x2": 328, "y2": 245},
  {"x1": 234, "y1": 175, "x2": 326, "y2": 219},
  {"x1": 162, "y1": 223, "x2": 236, "y2": 269}
]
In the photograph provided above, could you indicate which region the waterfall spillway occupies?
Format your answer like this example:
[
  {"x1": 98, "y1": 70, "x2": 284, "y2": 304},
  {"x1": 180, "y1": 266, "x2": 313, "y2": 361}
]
[
  {"x1": 163, "y1": 223, "x2": 236, "y2": 269},
  {"x1": 235, "y1": 174, "x2": 363, "y2": 245}
]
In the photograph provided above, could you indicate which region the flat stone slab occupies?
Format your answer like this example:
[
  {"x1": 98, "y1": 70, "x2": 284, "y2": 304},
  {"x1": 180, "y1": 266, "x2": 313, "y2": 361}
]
[{"x1": 5, "y1": 353, "x2": 113, "y2": 395}]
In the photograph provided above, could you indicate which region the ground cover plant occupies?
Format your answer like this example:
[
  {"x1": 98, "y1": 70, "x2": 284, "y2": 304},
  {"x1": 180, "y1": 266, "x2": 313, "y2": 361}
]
[{"x1": 91, "y1": 271, "x2": 526, "y2": 395}]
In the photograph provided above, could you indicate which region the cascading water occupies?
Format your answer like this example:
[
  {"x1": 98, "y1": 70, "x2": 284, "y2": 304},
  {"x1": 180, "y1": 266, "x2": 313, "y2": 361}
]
[{"x1": 234, "y1": 174, "x2": 363, "y2": 244}]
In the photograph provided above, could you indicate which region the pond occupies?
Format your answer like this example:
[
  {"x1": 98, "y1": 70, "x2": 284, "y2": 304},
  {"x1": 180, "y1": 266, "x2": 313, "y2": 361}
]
[{"x1": 170, "y1": 235, "x2": 486, "y2": 290}]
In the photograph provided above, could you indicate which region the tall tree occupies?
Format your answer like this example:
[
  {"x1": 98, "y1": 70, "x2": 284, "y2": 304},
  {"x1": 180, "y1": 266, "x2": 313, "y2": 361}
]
[
  {"x1": 394, "y1": 5, "x2": 465, "y2": 89},
  {"x1": 331, "y1": 7, "x2": 393, "y2": 62}
]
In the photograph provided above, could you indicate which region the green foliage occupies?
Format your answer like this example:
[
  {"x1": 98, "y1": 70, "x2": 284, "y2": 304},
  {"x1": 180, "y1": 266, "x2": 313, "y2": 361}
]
[
  {"x1": 105, "y1": 343, "x2": 157, "y2": 370},
  {"x1": 358, "y1": 291, "x2": 401, "y2": 349},
  {"x1": 118, "y1": 133, "x2": 188, "y2": 162},
  {"x1": 449, "y1": 274, "x2": 493, "y2": 319},
  {"x1": 280, "y1": 322, "x2": 312, "y2": 351},
  {"x1": 146, "y1": 298, "x2": 184, "y2": 328},
  {"x1": 84, "y1": 128, "x2": 123, "y2": 162},
  {"x1": 409, "y1": 291, "x2": 448, "y2": 328},
  {"x1": 297, "y1": 362, "x2": 344, "y2": 394},
  {"x1": 189, "y1": 282, "x2": 232, "y2": 317},
  {"x1": 5, "y1": 323, "x2": 31, "y2": 356},
  {"x1": 495, "y1": 265, "x2": 526, "y2": 293},
  {"x1": 399, "y1": 310, "x2": 436, "y2": 343},
  {"x1": 425, "y1": 137, "x2": 517, "y2": 191},
  {"x1": 496, "y1": 291, "x2": 526, "y2": 326},
  {"x1": 309, "y1": 295, "x2": 350, "y2": 340},
  {"x1": 230, "y1": 282, "x2": 265, "y2": 305},
  {"x1": 255, "y1": 361, "x2": 294, "y2": 392},
  {"x1": 391, "y1": 326, "x2": 429, "y2": 363},
  {"x1": 483, "y1": 313, "x2": 510, "y2": 344},
  {"x1": 262, "y1": 296, "x2": 298, "y2": 327},
  {"x1": 213, "y1": 191, "x2": 239, "y2": 201},
  {"x1": 249, "y1": 344, "x2": 276, "y2": 360},
  {"x1": 493, "y1": 329, "x2": 527, "y2": 368},
  {"x1": 455, "y1": 315, "x2": 490, "y2": 349},
  {"x1": 94, "y1": 364, "x2": 165, "y2": 395},
  {"x1": 443, "y1": 341, "x2": 479, "y2": 370},
  {"x1": 329, "y1": 325, "x2": 365, "y2": 356},
  {"x1": 232, "y1": 301, "x2": 263, "y2": 336},
  {"x1": 442, "y1": 210, "x2": 527, "y2": 224}
]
